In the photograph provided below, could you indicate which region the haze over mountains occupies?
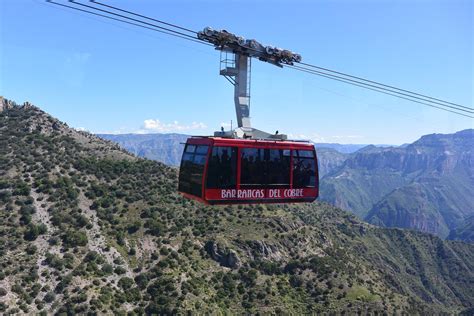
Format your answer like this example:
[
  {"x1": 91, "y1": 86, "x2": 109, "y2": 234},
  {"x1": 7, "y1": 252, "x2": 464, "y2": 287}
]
[
  {"x1": 99, "y1": 129, "x2": 473, "y2": 241},
  {"x1": 98, "y1": 133, "x2": 189, "y2": 167},
  {"x1": 1, "y1": 99, "x2": 473, "y2": 314}
]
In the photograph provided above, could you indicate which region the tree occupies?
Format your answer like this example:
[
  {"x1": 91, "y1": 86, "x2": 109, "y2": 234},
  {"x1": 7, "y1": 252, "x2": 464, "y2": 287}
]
[{"x1": 62, "y1": 230, "x2": 88, "y2": 248}]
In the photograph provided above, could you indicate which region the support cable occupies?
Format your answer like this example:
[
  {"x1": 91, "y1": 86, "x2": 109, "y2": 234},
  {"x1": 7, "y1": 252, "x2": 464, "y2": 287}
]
[
  {"x1": 286, "y1": 64, "x2": 474, "y2": 119},
  {"x1": 289, "y1": 64, "x2": 473, "y2": 115},
  {"x1": 297, "y1": 62, "x2": 473, "y2": 111},
  {"x1": 46, "y1": 0, "x2": 212, "y2": 46},
  {"x1": 69, "y1": 0, "x2": 203, "y2": 41},
  {"x1": 91, "y1": 0, "x2": 197, "y2": 34}
]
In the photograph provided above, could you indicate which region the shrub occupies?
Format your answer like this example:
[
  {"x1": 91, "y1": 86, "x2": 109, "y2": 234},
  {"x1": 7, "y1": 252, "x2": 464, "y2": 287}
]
[
  {"x1": 43, "y1": 292, "x2": 55, "y2": 303},
  {"x1": 118, "y1": 277, "x2": 134, "y2": 290},
  {"x1": 24, "y1": 223, "x2": 47, "y2": 241},
  {"x1": 114, "y1": 266, "x2": 127, "y2": 275},
  {"x1": 101, "y1": 264, "x2": 113, "y2": 275},
  {"x1": 62, "y1": 230, "x2": 88, "y2": 248}
]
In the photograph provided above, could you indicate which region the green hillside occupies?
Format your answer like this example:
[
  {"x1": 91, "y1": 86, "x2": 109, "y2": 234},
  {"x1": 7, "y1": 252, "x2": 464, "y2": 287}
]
[{"x1": 1, "y1": 101, "x2": 473, "y2": 314}]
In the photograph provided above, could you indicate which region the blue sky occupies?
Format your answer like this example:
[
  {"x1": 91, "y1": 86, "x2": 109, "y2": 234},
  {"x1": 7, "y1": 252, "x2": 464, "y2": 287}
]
[{"x1": 1, "y1": 0, "x2": 472, "y2": 144}]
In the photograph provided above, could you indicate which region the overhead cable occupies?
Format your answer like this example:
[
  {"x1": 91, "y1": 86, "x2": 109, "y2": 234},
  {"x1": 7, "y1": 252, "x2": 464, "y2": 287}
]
[
  {"x1": 46, "y1": 0, "x2": 211, "y2": 46},
  {"x1": 286, "y1": 64, "x2": 473, "y2": 119},
  {"x1": 91, "y1": 0, "x2": 197, "y2": 34},
  {"x1": 288, "y1": 64, "x2": 473, "y2": 114},
  {"x1": 297, "y1": 62, "x2": 473, "y2": 112},
  {"x1": 69, "y1": 0, "x2": 203, "y2": 41}
]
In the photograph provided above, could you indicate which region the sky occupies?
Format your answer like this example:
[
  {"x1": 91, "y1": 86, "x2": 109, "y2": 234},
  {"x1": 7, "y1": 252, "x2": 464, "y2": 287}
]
[{"x1": 1, "y1": 0, "x2": 472, "y2": 145}]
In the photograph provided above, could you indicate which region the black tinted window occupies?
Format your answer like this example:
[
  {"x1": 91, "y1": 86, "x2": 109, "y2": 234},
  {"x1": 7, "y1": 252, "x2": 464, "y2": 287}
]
[
  {"x1": 298, "y1": 150, "x2": 314, "y2": 158},
  {"x1": 293, "y1": 149, "x2": 316, "y2": 188},
  {"x1": 267, "y1": 149, "x2": 290, "y2": 185},
  {"x1": 178, "y1": 144, "x2": 209, "y2": 196},
  {"x1": 241, "y1": 148, "x2": 265, "y2": 186},
  {"x1": 206, "y1": 146, "x2": 237, "y2": 189},
  {"x1": 196, "y1": 146, "x2": 209, "y2": 154},
  {"x1": 186, "y1": 145, "x2": 196, "y2": 153}
]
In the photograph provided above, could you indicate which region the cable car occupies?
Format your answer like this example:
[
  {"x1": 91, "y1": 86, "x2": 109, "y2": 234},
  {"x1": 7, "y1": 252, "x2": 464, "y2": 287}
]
[
  {"x1": 177, "y1": 27, "x2": 319, "y2": 204},
  {"x1": 178, "y1": 137, "x2": 318, "y2": 204}
]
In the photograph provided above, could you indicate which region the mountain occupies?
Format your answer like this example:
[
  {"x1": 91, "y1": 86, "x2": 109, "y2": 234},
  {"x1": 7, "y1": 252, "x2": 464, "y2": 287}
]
[
  {"x1": 315, "y1": 147, "x2": 348, "y2": 178},
  {"x1": 98, "y1": 133, "x2": 189, "y2": 166},
  {"x1": 1, "y1": 99, "x2": 473, "y2": 314},
  {"x1": 313, "y1": 143, "x2": 368, "y2": 154},
  {"x1": 448, "y1": 216, "x2": 474, "y2": 243},
  {"x1": 321, "y1": 130, "x2": 474, "y2": 239}
]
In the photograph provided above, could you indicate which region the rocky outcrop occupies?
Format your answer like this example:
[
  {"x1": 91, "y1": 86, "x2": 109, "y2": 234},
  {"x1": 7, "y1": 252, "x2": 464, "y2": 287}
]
[
  {"x1": 204, "y1": 240, "x2": 241, "y2": 269},
  {"x1": 0, "y1": 97, "x2": 17, "y2": 112}
]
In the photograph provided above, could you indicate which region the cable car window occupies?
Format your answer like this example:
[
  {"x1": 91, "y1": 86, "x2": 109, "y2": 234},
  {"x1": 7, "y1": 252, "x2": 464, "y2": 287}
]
[
  {"x1": 283, "y1": 149, "x2": 291, "y2": 156},
  {"x1": 182, "y1": 152, "x2": 193, "y2": 162},
  {"x1": 195, "y1": 145, "x2": 209, "y2": 155},
  {"x1": 194, "y1": 153, "x2": 207, "y2": 165},
  {"x1": 186, "y1": 145, "x2": 196, "y2": 153},
  {"x1": 293, "y1": 150, "x2": 316, "y2": 188},
  {"x1": 207, "y1": 146, "x2": 237, "y2": 189},
  {"x1": 241, "y1": 148, "x2": 265, "y2": 186},
  {"x1": 179, "y1": 144, "x2": 208, "y2": 197},
  {"x1": 298, "y1": 150, "x2": 315, "y2": 158},
  {"x1": 268, "y1": 149, "x2": 290, "y2": 185}
]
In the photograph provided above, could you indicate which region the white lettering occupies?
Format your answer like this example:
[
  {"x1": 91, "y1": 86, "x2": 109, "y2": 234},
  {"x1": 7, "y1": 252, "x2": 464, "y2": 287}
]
[
  {"x1": 284, "y1": 189, "x2": 304, "y2": 198},
  {"x1": 269, "y1": 189, "x2": 281, "y2": 198},
  {"x1": 221, "y1": 189, "x2": 236, "y2": 199},
  {"x1": 221, "y1": 189, "x2": 307, "y2": 199}
]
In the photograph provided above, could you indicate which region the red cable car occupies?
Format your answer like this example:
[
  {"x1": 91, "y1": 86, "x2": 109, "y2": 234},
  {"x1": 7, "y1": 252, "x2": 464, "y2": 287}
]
[{"x1": 178, "y1": 137, "x2": 319, "y2": 204}]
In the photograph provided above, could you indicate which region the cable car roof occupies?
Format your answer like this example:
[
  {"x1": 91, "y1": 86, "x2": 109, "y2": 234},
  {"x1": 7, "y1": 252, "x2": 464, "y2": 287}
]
[{"x1": 187, "y1": 136, "x2": 315, "y2": 147}]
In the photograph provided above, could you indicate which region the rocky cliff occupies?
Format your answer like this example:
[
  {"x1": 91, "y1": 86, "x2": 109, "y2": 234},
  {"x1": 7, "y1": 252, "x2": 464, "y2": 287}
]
[{"x1": 321, "y1": 130, "x2": 473, "y2": 239}]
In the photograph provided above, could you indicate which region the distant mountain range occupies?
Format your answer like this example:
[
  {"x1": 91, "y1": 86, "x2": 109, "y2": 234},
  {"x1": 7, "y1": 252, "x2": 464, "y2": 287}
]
[
  {"x1": 99, "y1": 130, "x2": 473, "y2": 242},
  {"x1": 321, "y1": 130, "x2": 474, "y2": 240},
  {"x1": 98, "y1": 133, "x2": 188, "y2": 166}
]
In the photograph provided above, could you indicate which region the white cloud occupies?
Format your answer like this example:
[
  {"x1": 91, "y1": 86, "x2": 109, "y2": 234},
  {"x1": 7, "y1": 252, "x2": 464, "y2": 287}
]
[
  {"x1": 288, "y1": 133, "x2": 365, "y2": 144},
  {"x1": 289, "y1": 133, "x2": 326, "y2": 142},
  {"x1": 330, "y1": 135, "x2": 363, "y2": 139},
  {"x1": 141, "y1": 119, "x2": 207, "y2": 133},
  {"x1": 74, "y1": 127, "x2": 88, "y2": 132}
]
